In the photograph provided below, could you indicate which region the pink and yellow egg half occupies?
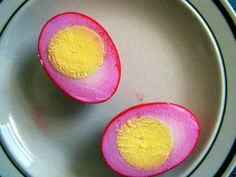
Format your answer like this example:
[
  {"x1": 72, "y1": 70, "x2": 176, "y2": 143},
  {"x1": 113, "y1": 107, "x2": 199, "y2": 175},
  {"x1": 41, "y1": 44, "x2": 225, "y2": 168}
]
[
  {"x1": 102, "y1": 102, "x2": 200, "y2": 177},
  {"x1": 38, "y1": 12, "x2": 121, "y2": 103}
]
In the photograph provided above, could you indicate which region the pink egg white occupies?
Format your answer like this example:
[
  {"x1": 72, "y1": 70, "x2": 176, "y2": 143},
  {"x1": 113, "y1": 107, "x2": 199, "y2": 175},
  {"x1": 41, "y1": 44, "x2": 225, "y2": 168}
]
[
  {"x1": 101, "y1": 102, "x2": 200, "y2": 177},
  {"x1": 38, "y1": 12, "x2": 121, "y2": 104}
]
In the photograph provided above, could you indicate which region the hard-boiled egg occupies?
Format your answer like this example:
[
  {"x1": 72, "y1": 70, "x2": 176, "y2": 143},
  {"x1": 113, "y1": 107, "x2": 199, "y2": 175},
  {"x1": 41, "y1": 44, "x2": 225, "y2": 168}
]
[
  {"x1": 38, "y1": 12, "x2": 121, "y2": 103},
  {"x1": 102, "y1": 102, "x2": 200, "y2": 176}
]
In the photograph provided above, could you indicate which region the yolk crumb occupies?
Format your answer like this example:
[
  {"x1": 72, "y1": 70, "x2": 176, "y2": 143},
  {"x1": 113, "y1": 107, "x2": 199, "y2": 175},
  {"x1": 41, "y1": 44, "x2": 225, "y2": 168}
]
[
  {"x1": 117, "y1": 117, "x2": 173, "y2": 170},
  {"x1": 47, "y1": 25, "x2": 104, "y2": 78}
]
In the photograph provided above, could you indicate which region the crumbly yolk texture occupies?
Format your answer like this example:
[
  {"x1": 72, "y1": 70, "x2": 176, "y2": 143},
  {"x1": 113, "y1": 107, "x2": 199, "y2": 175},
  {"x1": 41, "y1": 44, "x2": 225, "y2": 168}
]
[
  {"x1": 117, "y1": 117, "x2": 173, "y2": 170},
  {"x1": 47, "y1": 26, "x2": 104, "y2": 78}
]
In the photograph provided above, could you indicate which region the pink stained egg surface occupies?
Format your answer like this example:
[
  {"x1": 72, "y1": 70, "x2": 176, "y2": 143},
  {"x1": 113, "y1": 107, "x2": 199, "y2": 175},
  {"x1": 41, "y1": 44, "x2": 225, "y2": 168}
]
[
  {"x1": 38, "y1": 12, "x2": 121, "y2": 103},
  {"x1": 101, "y1": 102, "x2": 200, "y2": 177}
]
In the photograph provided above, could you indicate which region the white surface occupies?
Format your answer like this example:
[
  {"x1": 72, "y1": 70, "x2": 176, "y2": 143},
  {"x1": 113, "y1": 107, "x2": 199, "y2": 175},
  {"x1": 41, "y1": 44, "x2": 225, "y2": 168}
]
[
  {"x1": 0, "y1": 0, "x2": 234, "y2": 177},
  {"x1": 190, "y1": 0, "x2": 236, "y2": 176},
  {"x1": 0, "y1": 0, "x2": 24, "y2": 32},
  {"x1": 0, "y1": 146, "x2": 24, "y2": 177}
]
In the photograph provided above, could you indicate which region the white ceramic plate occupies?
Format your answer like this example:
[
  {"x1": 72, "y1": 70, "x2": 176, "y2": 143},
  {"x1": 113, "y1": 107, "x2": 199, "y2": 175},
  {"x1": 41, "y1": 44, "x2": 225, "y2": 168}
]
[{"x1": 0, "y1": 0, "x2": 235, "y2": 177}]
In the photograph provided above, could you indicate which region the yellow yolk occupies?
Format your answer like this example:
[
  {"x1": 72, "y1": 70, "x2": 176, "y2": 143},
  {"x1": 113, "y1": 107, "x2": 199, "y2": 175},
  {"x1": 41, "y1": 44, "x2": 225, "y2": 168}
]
[
  {"x1": 117, "y1": 117, "x2": 173, "y2": 170},
  {"x1": 47, "y1": 26, "x2": 104, "y2": 78}
]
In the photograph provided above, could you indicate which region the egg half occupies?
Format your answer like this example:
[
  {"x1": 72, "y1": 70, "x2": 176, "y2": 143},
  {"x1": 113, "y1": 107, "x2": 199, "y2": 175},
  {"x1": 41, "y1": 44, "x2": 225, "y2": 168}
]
[
  {"x1": 101, "y1": 102, "x2": 200, "y2": 177},
  {"x1": 38, "y1": 12, "x2": 121, "y2": 103}
]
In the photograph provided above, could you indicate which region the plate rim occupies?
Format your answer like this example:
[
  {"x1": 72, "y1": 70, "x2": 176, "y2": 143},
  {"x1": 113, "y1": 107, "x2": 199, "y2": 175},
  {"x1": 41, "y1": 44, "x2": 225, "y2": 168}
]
[{"x1": 0, "y1": 0, "x2": 234, "y2": 177}]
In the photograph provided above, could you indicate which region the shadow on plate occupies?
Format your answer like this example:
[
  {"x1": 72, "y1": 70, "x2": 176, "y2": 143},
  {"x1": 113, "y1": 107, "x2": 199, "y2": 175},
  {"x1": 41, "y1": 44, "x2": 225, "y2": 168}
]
[
  {"x1": 69, "y1": 131, "x2": 119, "y2": 177},
  {"x1": 15, "y1": 49, "x2": 92, "y2": 133}
]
